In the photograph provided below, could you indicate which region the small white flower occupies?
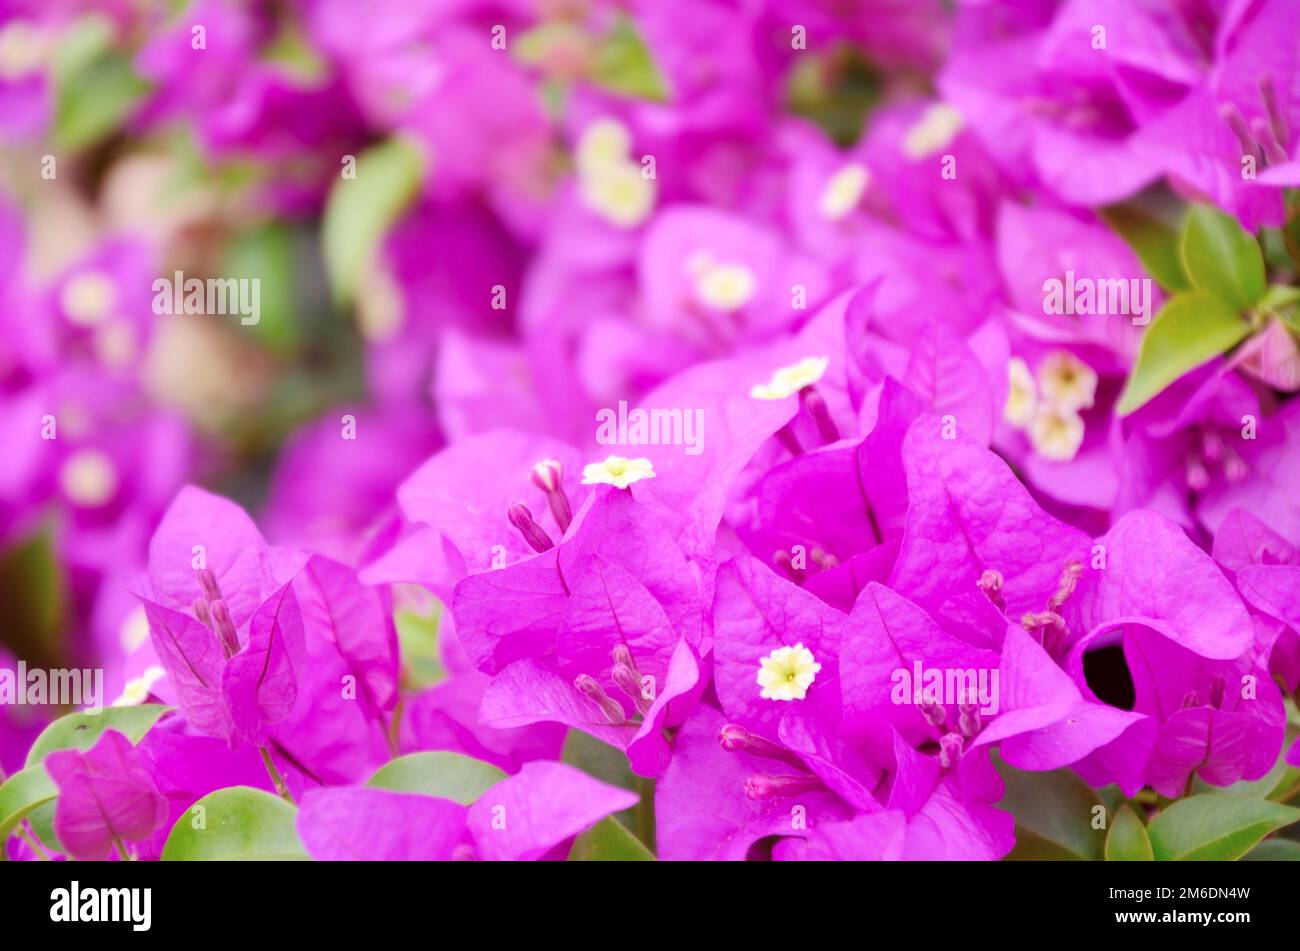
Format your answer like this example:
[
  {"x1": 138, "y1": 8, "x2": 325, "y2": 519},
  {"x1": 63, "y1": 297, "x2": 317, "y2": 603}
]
[
  {"x1": 688, "y1": 253, "x2": 757, "y2": 312},
  {"x1": 1028, "y1": 404, "x2": 1085, "y2": 462},
  {"x1": 757, "y1": 642, "x2": 822, "y2": 701},
  {"x1": 581, "y1": 455, "x2": 655, "y2": 489},
  {"x1": 575, "y1": 118, "x2": 655, "y2": 228},
  {"x1": 902, "y1": 103, "x2": 964, "y2": 159},
  {"x1": 576, "y1": 119, "x2": 632, "y2": 176},
  {"x1": 750, "y1": 356, "x2": 830, "y2": 400},
  {"x1": 1004, "y1": 357, "x2": 1037, "y2": 429},
  {"x1": 819, "y1": 164, "x2": 870, "y2": 221},
  {"x1": 580, "y1": 160, "x2": 656, "y2": 228},
  {"x1": 59, "y1": 449, "x2": 118, "y2": 508},
  {"x1": 61, "y1": 271, "x2": 116, "y2": 326},
  {"x1": 114, "y1": 666, "x2": 166, "y2": 707},
  {"x1": 1037, "y1": 350, "x2": 1098, "y2": 413}
]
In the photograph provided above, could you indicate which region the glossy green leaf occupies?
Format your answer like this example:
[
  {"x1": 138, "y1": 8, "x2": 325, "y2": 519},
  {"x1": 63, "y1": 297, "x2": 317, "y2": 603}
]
[
  {"x1": 562, "y1": 730, "x2": 655, "y2": 852},
  {"x1": 1242, "y1": 838, "x2": 1300, "y2": 860},
  {"x1": 55, "y1": 53, "x2": 150, "y2": 151},
  {"x1": 321, "y1": 137, "x2": 425, "y2": 305},
  {"x1": 1116, "y1": 291, "x2": 1250, "y2": 415},
  {"x1": 221, "y1": 223, "x2": 300, "y2": 354},
  {"x1": 25, "y1": 705, "x2": 171, "y2": 767},
  {"x1": 1258, "y1": 284, "x2": 1300, "y2": 333},
  {"x1": 568, "y1": 816, "x2": 655, "y2": 861},
  {"x1": 1147, "y1": 794, "x2": 1300, "y2": 861},
  {"x1": 1180, "y1": 204, "x2": 1266, "y2": 309},
  {"x1": 366, "y1": 752, "x2": 505, "y2": 805},
  {"x1": 0, "y1": 766, "x2": 57, "y2": 858},
  {"x1": 1105, "y1": 804, "x2": 1153, "y2": 861},
  {"x1": 394, "y1": 607, "x2": 444, "y2": 690},
  {"x1": 161, "y1": 787, "x2": 307, "y2": 860},
  {"x1": 590, "y1": 16, "x2": 667, "y2": 102},
  {"x1": 1101, "y1": 204, "x2": 1189, "y2": 291},
  {"x1": 996, "y1": 761, "x2": 1106, "y2": 860}
]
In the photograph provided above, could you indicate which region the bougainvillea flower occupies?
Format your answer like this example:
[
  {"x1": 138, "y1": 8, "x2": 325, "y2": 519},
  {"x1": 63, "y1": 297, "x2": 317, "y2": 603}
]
[
  {"x1": 129, "y1": 487, "x2": 305, "y2": 746},
  {"x1": 297, "y1": 787, "x2": 470, "y2": 861},
  {"x1": 889, "y1": 418, "x2": 1092, "y2": 642},
  {"x1": 1057, "y1": 511, "x2": 1281, "y2": 794},
  {"x1": 655, "y1": 706, "x2": 853, "y2": 861},
  {"x1": 297, "y1": 761, "x2": 637, "y2": 861},
  {"x1": 132, "y1": 720, "x2": 278, "y2": 860},
  {"x1": 45, "y1": 729, "x2": 168, "y2": 861},
  {"x1": 1213, "y1": 508, "x2": 1300, "y2": 693}
]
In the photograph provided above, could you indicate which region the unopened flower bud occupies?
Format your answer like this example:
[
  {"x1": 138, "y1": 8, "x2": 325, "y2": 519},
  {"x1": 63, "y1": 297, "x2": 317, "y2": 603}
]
[
  {"x1": 574, "y1": 674, "x2": 626, "y2": 725},
  {"x1": 507, "y1": 502, "x2": 555, "y2": 553}
]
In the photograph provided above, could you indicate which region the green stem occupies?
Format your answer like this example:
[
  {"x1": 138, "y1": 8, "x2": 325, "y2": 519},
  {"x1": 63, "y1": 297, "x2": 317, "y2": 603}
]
[
  {"x1": 113, "y1": 838, "x2": 131, "y2": 861},
  {"x1": 259, "y1": 746, "x2": 294, "y2": 803},
  {"x1": 17, "y1": 826, "x2": 50, "y2": 861}
]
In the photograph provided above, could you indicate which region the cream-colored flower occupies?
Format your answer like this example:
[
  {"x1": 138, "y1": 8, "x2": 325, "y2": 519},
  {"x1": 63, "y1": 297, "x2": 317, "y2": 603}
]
[
  {"x1": 757, "y1": 643, "x2": 822, "y2": 701},
  {"x1": 114, "y1": 666, "x2": 167, "y2": 707},
  {"x1": 576, "y1": 119, "x2": 632, "y2": 176},
  {"x1": 1004, "y1": 357, "x2": 1037, "y2": 428},
  {"x1": 59, "y1": 449, "x2": 118, "y2": 507},
  {"x1": 61, "y1": 271, "x2": 116, "y2": 326},
  {"x1": 750, "y1": 356, "x2": 829, "y2": 400},
  {"x1": 688, "y1": 252, "x2": 757, "y2": 312},
  {"x1": 581, "y1": 455, "x2": 655, "y2": 489},
  {"x1": 1028, "y1": 404, "x2": 1085, "y2": 462},
  {"x1": 580, "y1": 160, "x2": 656, "y2": 228},
  {"x1": 902, "y1": 104, "x2": 964, "y2": 159},
  {"x1": 1037, "y1": 350, "x2": 1098, "y2": 413},
  {"x1": 819, "y1": 164, "x2": 870, "y2": 221}
]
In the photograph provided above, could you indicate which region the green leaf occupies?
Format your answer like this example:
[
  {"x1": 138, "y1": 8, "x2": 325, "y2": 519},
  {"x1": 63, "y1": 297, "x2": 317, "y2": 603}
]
[
  {"x1": 1105, "y1": 804, "x2": 1154, "y2": 861},
  {"x1": 54, "y1": 53, "x2": 150, "y2": 151},
  {"x1": 1267, "y1": 770, "x2": 1300, "y2": 803},
  {"x1": 562, "y1": 730, "x2": 655, "y2": 852},
  {"x1": 1147, "y1": 794, "x2": 1300, "y2": 861},
  {"x1": 0, "y1": 525, "x2": 67, "y2": 669},
  {"x1": 996, "y1": 761, "x2": 1106, "y2": 860},
  {"x1": 1101, "y1": 205, "x2": 1189, "y2": 291},
  {"x1": 1242, "y1": 839, "x2": 1300, "y2": 861},
  {"x1": 394, "y1": 607, "x2": 444, "y2": 689},
  {"x1": 23, "y1": 801, "x2": 58, "y2": 854},
  {"x1": 1116, "y1": 291, "x2": 1251, "y2": 415},
  {"x1": 1257, "y1": 284, "x2": 1300, "y2": 333},
  {"x1": 0, "y1": 766, "x2": 57, "y2": 857},
  {"x1": 366, "y1": 752, "x2": 505, "y2": 805},
  {"x1": 221, "y1": 224, "x2": 300, "y2": 354},
  {"x1": 590, "y1": 16, "x2": 668, "y2": 102},
  {"x1": 161, "y1": 787, "x2": 308, "y2": 860},
  {"x1": 51, "y1": 15, "x2": 114, "y2": 82},
  {"x1": 568, "y1": 816, "x2": 655, "y2": 861},
  {"x1": 1198, "y1": 725, "x2": 1299, "y2": 799},
  {"x1": 25, "y1": 705, "x2": 171, "y2": 767},
  {"x1": 321, "y1": 137, "x2": 425, "y2": 305},
  {"x1": 1180, "y1": 204, "x2": 1266, "y2": 309}
]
